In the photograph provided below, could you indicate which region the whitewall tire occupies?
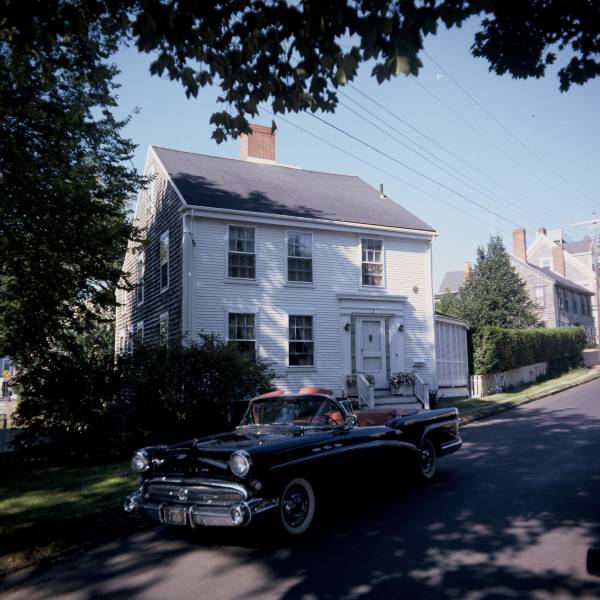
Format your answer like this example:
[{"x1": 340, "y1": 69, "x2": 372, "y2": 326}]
[{"x1": 279, "y1": 477, "x2": 316, "y2": 535}]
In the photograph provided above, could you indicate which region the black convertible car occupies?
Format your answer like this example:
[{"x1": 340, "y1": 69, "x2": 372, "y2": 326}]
[{"x1": 123, "y1": 388, "x2": 461, "y2": 535}]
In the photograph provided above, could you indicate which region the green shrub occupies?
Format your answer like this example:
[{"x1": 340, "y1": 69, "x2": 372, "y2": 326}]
[{"x1": 473, "y1": 326, "x2": 586, "y2": 375}]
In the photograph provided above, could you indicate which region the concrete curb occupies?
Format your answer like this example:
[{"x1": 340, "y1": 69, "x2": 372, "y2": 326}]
[{"x1": 459, "y1": 370, "x2": 600, "y2": 426}]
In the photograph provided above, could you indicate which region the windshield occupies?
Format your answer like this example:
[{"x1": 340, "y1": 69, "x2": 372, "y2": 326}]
[{"x1": 239, "y1": 395, "x2": 346, "y2": 428}]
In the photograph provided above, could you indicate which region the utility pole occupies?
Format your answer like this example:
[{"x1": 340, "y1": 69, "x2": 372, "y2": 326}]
[{"x1": 573, "y1": 214, "x2": 600, "y2": 344}]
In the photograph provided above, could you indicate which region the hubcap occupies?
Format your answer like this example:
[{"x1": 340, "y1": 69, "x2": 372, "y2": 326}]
[
  {"x1": 282, "y1": 485, "x2": 309, "y2": 527},
  {"x1": 421, "y1": 447, "x2": 433, "y2": 473}
]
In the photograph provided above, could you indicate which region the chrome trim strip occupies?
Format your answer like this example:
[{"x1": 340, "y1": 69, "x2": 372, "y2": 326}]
[
  {"x1": 269, "y1": 439, "x2": 418, "y2": 471},
  {"x1": 145, "y1": 477, "x2": 249, "y2": 499}
]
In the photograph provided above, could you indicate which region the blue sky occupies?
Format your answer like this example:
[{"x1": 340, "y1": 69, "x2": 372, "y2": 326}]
[{"x1": 112, "y1": 18, "x2": 600, "y2": 289}]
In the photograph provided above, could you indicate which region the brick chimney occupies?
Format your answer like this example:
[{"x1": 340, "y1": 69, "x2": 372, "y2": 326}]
[
  {"x1": 464, "y1": 260, "x2": 472, "y2": 279},
  {"x1": 512, "y1": 228, "x2": 527, "y2": 262},
  {"x1": 552, "y1": 242, "x2": 566, "y2": 276},
  {"x1": 538, "y1": 227, "x2": 547, "y2": 236},
  {"x1": 240, "y1": 123, "x2": 276, "y2": 162}
]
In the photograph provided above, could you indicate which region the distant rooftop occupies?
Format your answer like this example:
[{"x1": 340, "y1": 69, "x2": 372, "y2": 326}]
[
  {"x1": 152, "y1": 146, "x2": 436, "y2": 232},
  {"x1": 564, "y1": 238, "x2": 593, "y2": 254},
  {"x1": 437, "y1": 270, "x2": 465, "y2": 295}
]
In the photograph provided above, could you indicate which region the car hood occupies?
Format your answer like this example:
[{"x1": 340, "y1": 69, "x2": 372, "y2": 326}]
[{"x1": 148, "y1": 426, "x2": 316, "y2": 478}]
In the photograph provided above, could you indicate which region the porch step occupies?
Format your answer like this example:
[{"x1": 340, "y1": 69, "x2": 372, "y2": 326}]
[{"x1": 374, "y1": 395, "x2": 422, "y2": 410}]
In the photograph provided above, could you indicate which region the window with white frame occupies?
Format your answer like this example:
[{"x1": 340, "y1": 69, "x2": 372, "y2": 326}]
[
  {"x1": 287, "y1": 232, "x2": 313, "y2": 282},
  {"x1": 228, "y1": 313, "x2": 256, "y2": 357},
  {"x1": 289, "y1": 315, "x2": 314, "y2": 366},
  {"x1": 159, "y1": 312, "x2": 169, "y2": 346},
  {"x1": 361, "y1": 238, "x2": 384, "y2": 286},
  {"x1": 228, "y1": 226, "x2": 255, "y2": 279},
  {"x1": 146, "y1": 168, "x2": 155, "y2": 211},
  {"x1": 534, "y1": 285, "x2": 545, "y2": 307},
  {"x1": 136, "y1": 254, "x2": 145, "y2": 305},
  {"x1": 135, "y1": 321, "x2": 144, "y2": 347},
  {"x1": 160, "y1": 230, "x2": 169, "y2": 290}
]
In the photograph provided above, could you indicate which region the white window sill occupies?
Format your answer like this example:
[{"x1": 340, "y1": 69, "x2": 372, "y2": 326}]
[
  {"x1": 284, "y1": 281, "x2": 315, "y2": 288},
  {"x1": 287, "y1": 366, "x2": 317, "y2": 372},
  {"x1": 224, "y1": 278, "x2": 257, "y2": 285}
]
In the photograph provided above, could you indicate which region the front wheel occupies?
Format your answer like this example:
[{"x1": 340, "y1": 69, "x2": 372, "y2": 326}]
[
  {"x1": 279, "y1": 477, "x2": 316, "y2": 535},
  {"x1": 418, "y1": 438, "x2": 437, "y2": 481}
]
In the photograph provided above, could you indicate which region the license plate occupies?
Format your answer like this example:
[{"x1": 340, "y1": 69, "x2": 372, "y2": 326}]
[{"x1": 162, "y1": 507, "x2": 187, "y2": 526}]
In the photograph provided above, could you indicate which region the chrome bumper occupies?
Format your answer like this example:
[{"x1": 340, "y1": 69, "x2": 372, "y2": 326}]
[{"x1": 124, "y1": 491, "x2": 278, "y2": 528}]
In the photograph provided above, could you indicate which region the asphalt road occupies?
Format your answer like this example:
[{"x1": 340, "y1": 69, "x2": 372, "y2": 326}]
[{"x1": 3, "y1": 379, "x2": 600, "y2": 599}]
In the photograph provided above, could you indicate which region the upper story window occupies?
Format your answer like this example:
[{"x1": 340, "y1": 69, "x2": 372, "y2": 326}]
[
  {"x1": 228, "y1": 313, "x2": 256, "y2": 357},
  {"x1": 146, "y1": 168, "x2": 155, "y2": 211},
  {"x1": 136, "y1": 254, "x2": 145, "y2": 305},
  {"x1": 160, "y1": 230, "x2": 169, "y2": 290},
  {"x1": 135, "y1": 321, "x2": 144, "y2": 347},
  {"x1": 159, "y1": 312, "x2": 169, "y2": 346},
  {"x1": 289, "y1": 315, "x2": 314, "y2": 366},
  {"x1": 287, "y1": 232, "x2": 313, "y2": 282},
  {"x1": 361, "y1": 238, "x2": 384, "y2": 287},
  {"x1": 228, "y1": 226, "x2": 255, "y2": 279},
  {"x1": 534, "y1": 285, "x2": 545, "y2": 307}
]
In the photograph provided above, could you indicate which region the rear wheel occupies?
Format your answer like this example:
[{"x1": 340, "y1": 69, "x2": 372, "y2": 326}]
[
  {"x1": 418, "y1": 438, "x2": 437, "y2": 481},
  {"x1": 279, "y1": 478, "x2": 315, "y2": 535}
]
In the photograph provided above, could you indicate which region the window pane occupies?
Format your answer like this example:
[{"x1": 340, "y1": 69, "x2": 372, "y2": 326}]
[
  {"x1": 361, "y1": 239, "x2": 384, "y2": 286},
  {"x1": 288, "y1": 257, "x2": 313, "y2": 282},
  {"x1": 288, "y1": 233, "x2": 312, "y2": 258},
  {"x1": 160, "y1": 232, "x2": 169, "y2": 265},
  {"x1": 161, "y1": 263, "x2": 169, "y2": 288},
  {"x1": 228, "y1": 253, "x2": 255, "y2": 278},
  {"x1": 228, "y1": 313, "x2": 256, "y2": 357},
  {"x1": 228, "y1": 227, "x2": 256, "y2": 278},
  {"x1": 289, "y1": 316, "x2": 314, "y2": 366}
]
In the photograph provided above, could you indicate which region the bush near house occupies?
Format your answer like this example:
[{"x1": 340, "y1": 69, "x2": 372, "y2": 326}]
[
  {"x1": 14, "y1": 335, "x2": 275, "y2": 456},
  {"x1": 473, "y1": 326, "x2": 586, "y2": 376}
]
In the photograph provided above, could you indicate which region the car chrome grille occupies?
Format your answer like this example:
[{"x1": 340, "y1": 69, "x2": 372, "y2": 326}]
[{"x1": 144, "y1": 480, "x2": 247, "y2": 507}]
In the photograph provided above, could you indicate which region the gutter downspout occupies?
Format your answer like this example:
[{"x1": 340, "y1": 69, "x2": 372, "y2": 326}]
[{"x1": 181, "y1": 207, "x2": 195, "y2": 343}]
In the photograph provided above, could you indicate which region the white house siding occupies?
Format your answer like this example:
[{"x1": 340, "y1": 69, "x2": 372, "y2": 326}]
[
  {"x1": 510, "y1": 257, "x2": 557, "y2": 326},
  {"x1": 189, "y1": 216, "x2": 435, "y2": 394}
]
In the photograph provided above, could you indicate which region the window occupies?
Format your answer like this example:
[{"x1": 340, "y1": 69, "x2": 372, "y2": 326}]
[
  {"x1": 159, "y1": 312, "x2": 169, "y2": 346},
  {"x1": 126, "y1": 325, "x2": 133, "y2": 354},
  {"x1": 228, "y1": 313, "x2": 256, "y2": 357},
  {"x1": 287, "y1": 232, "x2": 313, "y2": 282},
  {"x1": 540, "y1": 257, "x2": 551, "y2": 268},
  {"x1": 146, "y1": 168, "x2": 155, "y2": 210},
  {"x1": 136, "y1": 254, "x2": 145, "y2": 305},
  {"x1": 135, "y1": 321, "x2": 144, "y2": 347},
  {"x1": 228, "y1": 226, "x2": 255, "y2": 279},
  {"x1": 534, "y1": 286, "x2": 545, "y2": 307},
  {"x1": 564, "y1": 289, "x2": 570, "y2": 311},
  {"x1": 289, "y1": 315, "x2": 314, "y2": 366},
  {"x1": 557, "y1": 288, "x2": 564, "y2": 310},
  {"x1": 574, "y1": 293, "x2": 580, "y2": 314},
  {"x1": 160, "y1": 230, "x2": 169, "y2": 290},
  {"x1": 361, "y1": 238, "x2": 384, "y2": 286}
]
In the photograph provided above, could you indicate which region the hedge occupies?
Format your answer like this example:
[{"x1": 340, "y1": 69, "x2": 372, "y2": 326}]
[{"x1": 473, "y1": 326, "x2": 586, "y2": 375}]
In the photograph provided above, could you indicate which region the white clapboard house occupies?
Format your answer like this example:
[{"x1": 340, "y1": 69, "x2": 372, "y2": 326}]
[{"x1": 116, "y1": 124, "x2": 439, "y2": 409}]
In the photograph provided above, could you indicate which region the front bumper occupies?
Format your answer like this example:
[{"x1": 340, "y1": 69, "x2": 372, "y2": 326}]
[{"x1": 123, "y1": 478, "x2": 278, "y2": 528}]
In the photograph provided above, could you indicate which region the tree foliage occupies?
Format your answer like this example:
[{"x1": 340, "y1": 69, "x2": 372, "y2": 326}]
[
  {"x1": 3, "y1": 1, "x2": 599, "y2": 144},
  {"x1": 436, "y1": 289, "x2": 462, "y2": 319},
  {"x1": 0, "y1": 2, "x2": 141, "y2": 362},
  {"x1": 14, "y1": 335, "x2": 276, "y2": 454},
  {"x1": 457, "y1": 235, "x2": 538, "y2": 330}
]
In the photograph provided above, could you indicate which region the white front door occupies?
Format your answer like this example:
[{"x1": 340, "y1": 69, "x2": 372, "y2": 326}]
[{"x1": 357, "y1": 318, "x2": 387, "y2": 388}]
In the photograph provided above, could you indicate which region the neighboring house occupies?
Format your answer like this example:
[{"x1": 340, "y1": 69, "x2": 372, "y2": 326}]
[
  {"x1": 115, "y1": 124, "x2": 439, "y2": 406},
  {"x1": 524, "y1": 227, "x2": 599, "y2": 342},
  {"x1": 1, "y1": 356, "x2": 17, "y2": 429},
  {"x1": 435, "y1": 262, "x2": 471, "y2": 300},
  {"x1": 512, "y1": 228, "x2": 595, "y2": 342}
]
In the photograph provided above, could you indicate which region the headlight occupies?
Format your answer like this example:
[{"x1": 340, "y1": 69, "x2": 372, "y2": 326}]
[
  {"x1": 131, "y1": 450, "x2": 149, "y2": 472},
  {"x1": 229, "y1": 450, "x2": 252, "y2": 477}
]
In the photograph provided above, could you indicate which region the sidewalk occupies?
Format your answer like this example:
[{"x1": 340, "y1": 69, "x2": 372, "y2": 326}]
[{"x1": 437, "y1": 367, "x2": 600, "y2": 425}]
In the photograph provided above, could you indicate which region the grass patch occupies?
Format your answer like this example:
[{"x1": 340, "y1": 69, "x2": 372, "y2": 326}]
[
  {"x1": 0, "y1": 460, "x2": 142, "y2": 576},
  {"x1": 437, "y1": 367, "x2": 600, "y2": 417}
]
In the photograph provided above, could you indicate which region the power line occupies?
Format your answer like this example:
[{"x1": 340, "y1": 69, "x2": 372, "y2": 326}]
[
  {"x1": 346, "y1": 82, "x2": 568, "y2": 226},
  {"x1": 261, "y1": 107, "x2": 500, "y2": 229},
  {"x1": 339, "y1": 91, "x2": 550, "y2": 226},
  {"x1": 410, "y1": 75, "x2": 587, "y2": 216},
  {"x1": 424, "y1": 50, "x2": 598, "y2": 210},
  {"x1": 302, "y1": 110, "x2": 527, "y2": 230}
]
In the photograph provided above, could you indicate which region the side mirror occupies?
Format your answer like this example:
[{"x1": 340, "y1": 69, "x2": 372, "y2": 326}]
[{"x1": 345, "y1": 415, "x2": 357, "y2": 428}]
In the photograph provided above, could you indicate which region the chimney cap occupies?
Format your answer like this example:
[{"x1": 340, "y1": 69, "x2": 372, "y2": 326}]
[{"x1": 538, "y1": 227, "x2": 547, "y2": 236}]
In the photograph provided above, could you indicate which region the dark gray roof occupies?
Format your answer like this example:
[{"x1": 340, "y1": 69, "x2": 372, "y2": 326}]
[
  {"x1": 153, "y1": 146, "x2": 435, "y2": 232},
  {"x1": 437, "y1": 270, "x2": 465, "y2": 295},
  {"x1": 533, "y1": 265, "x2": 593, "y2": 295},
  {"x1": 564, "y1": 238, "x2": 593, "y2": 254}
]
